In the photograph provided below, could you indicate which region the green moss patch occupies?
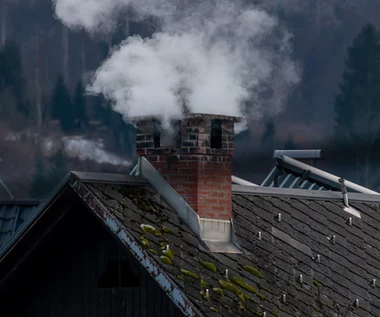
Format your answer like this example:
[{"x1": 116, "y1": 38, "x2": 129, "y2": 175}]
[
  {"x1": 140, "y1": 236, "x2": 150, "y2": 248},
  {"x1": 160, "y1": 256, "x2": 173, "y2": 265},
  {"x1": 162, "y1": 248, "x2": 175, "y2": 259},
  {"x1": 148, "y1": 249, "x2": 157, "y2": 255},
  {"x1": 140, "y1": 224, "x2": 162, "y2": 237},
  {"x1": 229, "y1": 276, "x2": 267, "y2": 300},
  {"x1": 213, "y1": 288, "x2": 224, "y2": 297},
  {"x1": 199, "y1": 259, "x2": 217, "y2": 272},
  {"x1": 243, "y1": 266, "x2": 263, "y2": 279},
  {"x1": 219, "y1": 280, "x2": 242, "y2": 295},
  {"x1": 181, "y1": 269, "x2": 199, "y2": 280},
  {"x1": 162, "y1": 226, "x2": 175, "y2": 234},
  {"x1": 210, "y1": 307, "x2": 219, "y2": 313}
]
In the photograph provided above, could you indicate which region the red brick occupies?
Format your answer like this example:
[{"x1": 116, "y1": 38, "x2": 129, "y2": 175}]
[{"x1": 135, "y1": 115, "x2": 239, "y2": 220}]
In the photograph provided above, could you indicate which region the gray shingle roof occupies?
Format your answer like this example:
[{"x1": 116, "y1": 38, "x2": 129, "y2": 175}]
[
  {"x1": 0, "y1": 202, "x2": 40, "y2": 252},
  {"x1": 83, "y1": 181, "x2": 380, "y2": 317},
  {"x1": 2, "y1": 171, "x2": 380, "y2": 317}
]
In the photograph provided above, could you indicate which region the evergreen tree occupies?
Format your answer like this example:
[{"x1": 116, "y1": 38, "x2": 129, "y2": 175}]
[
  {"x1": 334, "y1": 23, "x2": 380, "y2": 187},
  {"x1": 0, "y1": 40, "x2": 25, "y2": 99},
  {"x1": 92, "y1": 94, "x2": 110, "y2": 121},
  {"x1": 283, "y1": 136, "x2": 297, "y2": 150},
  {"x1": 0, "y1": 40, "x2": 30, "y2": 121},
  {"x1": 51, "y1": 75, "x2": 74, "y2": 133},
  {"x1": 49, "y1": 149, "x2": 69, "y2": 186},
  {"x1": 30, "y1": 150, "x2": 47, "y2": 199},
  {"x1": 73, "y1": 80, "x2": 88, "y2": 130},
  {"x1": 261, "y1": 119, "x2": 276, "y2": 149}
]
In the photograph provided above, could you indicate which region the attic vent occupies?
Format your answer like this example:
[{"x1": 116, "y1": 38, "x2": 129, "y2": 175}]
[
  {"x1": 211, "y1": 119, "x2": 222, "y2": 149},
  {"x1": 98, "y1": 260, "x2": 140, "y2": 288}
]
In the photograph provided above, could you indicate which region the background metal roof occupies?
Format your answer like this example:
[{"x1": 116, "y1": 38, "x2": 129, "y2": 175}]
[
  {"x1": 261, "y1": 153, "x2": 380, "y2": 195},
  {"x1": 0, "y1": 201, "x2": 41, "y2": 253}
]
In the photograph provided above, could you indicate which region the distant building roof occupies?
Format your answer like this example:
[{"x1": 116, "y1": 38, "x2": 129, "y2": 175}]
[
  {"x1": 0, "y1": 201, "x2": 40, "y2": 253},
  {"x1": 261, "y1": 153, "x2": 380, "y2": 195}
]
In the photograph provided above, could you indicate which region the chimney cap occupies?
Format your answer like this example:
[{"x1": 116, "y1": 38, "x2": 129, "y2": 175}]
[{"x1": 130, "y1": 113, "x2": 243, "y2": 124}]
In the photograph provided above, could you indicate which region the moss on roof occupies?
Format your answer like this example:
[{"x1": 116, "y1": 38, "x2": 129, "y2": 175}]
[{"x1": 86, "y1": 182, "x2": 378, "y2": 317}]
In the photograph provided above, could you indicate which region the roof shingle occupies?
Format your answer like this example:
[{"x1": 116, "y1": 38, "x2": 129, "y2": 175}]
[{"x1": 83, "y1": 180, "x2": 380, "y2": 317}]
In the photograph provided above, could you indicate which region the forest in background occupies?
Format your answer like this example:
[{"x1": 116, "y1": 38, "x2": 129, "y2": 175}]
[{"x1": 1, "y1": 1, "x2": 380, "y2": 198}]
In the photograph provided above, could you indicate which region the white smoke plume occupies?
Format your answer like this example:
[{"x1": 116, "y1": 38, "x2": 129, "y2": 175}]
[
  {"x1": 62, "y1": 136, "x2": 131, "y2": 167},
  {"x1": 53, "y1": 0, "x2": 300, "y2": 131}
]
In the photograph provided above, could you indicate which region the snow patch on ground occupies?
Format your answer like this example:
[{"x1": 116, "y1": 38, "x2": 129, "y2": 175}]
[{"x1": 62, "y1": 136, "x2": 131, "y2": 166}]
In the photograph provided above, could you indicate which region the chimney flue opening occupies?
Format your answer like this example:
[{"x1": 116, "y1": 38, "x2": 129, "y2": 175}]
[
  {"x1": 152, "y1": 119, "x2": 181, "y2": 148},
  {"x1": 135, "y1": 114, "x2": 240, "y2": 220},
  {"x1": 211, "y1": 119, "x2": 222, "y2": 149}
]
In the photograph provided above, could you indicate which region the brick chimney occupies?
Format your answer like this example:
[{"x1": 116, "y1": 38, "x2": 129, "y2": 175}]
[{"x1": 135, "y1": 114, "x2": 239, "y2": 220}]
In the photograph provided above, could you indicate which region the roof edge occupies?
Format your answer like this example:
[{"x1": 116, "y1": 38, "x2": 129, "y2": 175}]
[
  {"x1": 0, "y1": 200, "x2": 42, "y2": 205},
  {"x1": 232, "y1": 184, "x2": 380, "y2": 203},
  {"x1": 69, "y1": 177, "x2": 204, "y2": 317},
  {"x1": 71, "y1": 171, "x2": 147, "y2": 185}
]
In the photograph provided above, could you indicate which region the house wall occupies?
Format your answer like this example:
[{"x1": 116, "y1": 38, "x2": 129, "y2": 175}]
[{"x1": 0, "y1": 202, "x2": 184, "y2": 317}]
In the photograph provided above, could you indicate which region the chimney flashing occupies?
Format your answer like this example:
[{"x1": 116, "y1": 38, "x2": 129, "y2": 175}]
[{"x1": 130, "y1": 157, "x2": 242, "y2": 253}]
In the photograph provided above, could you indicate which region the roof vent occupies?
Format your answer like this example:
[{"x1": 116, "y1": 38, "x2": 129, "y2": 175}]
[{"x1": 338, "y1": 178, "x2": 361, "y2": 218}]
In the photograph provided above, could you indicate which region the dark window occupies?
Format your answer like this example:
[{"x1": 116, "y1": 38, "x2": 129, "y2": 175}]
[
  {"x1": 98, "y1": 260, "x2": 140, "y2": 288},
  {"x1": 211, "y1": 119, "x2": 222, "y2": 148}
]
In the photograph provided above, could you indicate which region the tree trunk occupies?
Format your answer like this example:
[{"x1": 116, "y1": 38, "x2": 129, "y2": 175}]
[
  {"x1": 35, "y1": 40, "x2": 42, "y2": 139},
  {"x1": 81, "y1": 42, "x2": 86, "y2": 79},
  {"x1": 62, "y1": 26, "x2": 69, "y2": 84},
  {"x1": 1, "y1": 2, "x2": 7, "y2": 47}
]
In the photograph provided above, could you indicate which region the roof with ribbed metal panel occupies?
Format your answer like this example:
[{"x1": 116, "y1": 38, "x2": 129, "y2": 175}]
[
  {"x1": 261, "y1": 153, "x2": 380, "y2": 195},
  {"x1": 0, "y1": 201, "x2": 40, "y2": 253}
]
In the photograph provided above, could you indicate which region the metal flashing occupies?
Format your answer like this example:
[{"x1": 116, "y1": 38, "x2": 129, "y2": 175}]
[
  {"x1": 261, "y1": 155, "x2": 380, "y2": 195},
  {"x1": 71, "y1": 171, "x2": 147, "y2": 185},
  {"x1": 70, "y1": 179, "x2": 203, "y2": 317},
  {"x1": 231, "y1": 175, "x2": 259, "y2": 187},
  {"x1": 131, "y1": 158, "x2": 242, "y2": 253},
  {"x1": 273, "y1": 150, "x2": 323, "y2": 160},
  {"x1": 232, "y1": 184, "x2": 380, "y2": 204},
  {"x1": 280, "y1": 156, "x2": 380, "y2": 195}
]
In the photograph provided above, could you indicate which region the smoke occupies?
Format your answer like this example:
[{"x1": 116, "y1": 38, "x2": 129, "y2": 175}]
[
  {"x1": 62, "y1": 137, "x2": 131, "y2": 166},
  {"x1": 53, "y1": 0, "x2": 300, "y2": 131}
]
